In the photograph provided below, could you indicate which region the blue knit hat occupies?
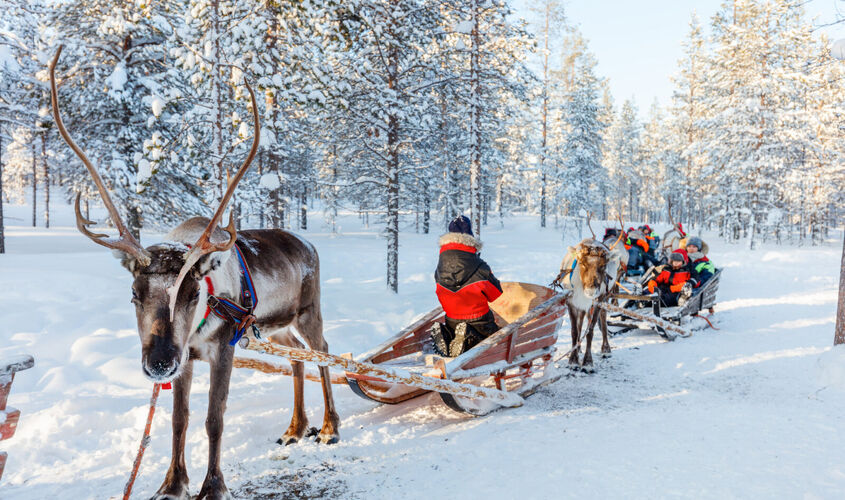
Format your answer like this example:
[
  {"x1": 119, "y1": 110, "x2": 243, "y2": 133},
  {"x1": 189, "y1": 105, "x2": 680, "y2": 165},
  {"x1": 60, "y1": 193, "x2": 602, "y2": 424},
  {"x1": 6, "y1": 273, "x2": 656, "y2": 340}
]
[
  {"x1": 686, "y1": 236, "x2": 703, "y2": 251},
  {"x1": 448, "y1": 215, "x2": 473, "y2": 236}
]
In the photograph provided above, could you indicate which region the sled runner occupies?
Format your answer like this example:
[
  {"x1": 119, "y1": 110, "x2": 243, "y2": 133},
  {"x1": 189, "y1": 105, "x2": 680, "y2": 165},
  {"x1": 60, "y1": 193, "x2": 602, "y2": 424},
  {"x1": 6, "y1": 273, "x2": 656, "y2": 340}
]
[
  {"x1": 607, "y1": 269, "x2": 723, "y2": 339},
  {"x1": 343, "y1": 282, "x2": 570, "y2": 415}
]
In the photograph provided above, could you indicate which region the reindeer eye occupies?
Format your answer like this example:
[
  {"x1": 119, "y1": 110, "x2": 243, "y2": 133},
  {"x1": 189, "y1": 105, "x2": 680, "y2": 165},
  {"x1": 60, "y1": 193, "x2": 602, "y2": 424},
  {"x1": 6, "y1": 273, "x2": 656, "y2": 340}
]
[
  {"x1": 190, "y1": 290, "x2": 200, "y2": 303},
  {"x1": 131, "y1": 288, "x2": 140, "y2": 304}
]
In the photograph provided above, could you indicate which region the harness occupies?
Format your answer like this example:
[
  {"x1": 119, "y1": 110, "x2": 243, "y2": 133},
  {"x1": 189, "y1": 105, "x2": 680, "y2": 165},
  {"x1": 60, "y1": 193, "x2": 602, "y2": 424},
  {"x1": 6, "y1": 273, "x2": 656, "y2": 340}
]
[{"x1": 198, "y1": 242, "x2": 260, "y2": 346}]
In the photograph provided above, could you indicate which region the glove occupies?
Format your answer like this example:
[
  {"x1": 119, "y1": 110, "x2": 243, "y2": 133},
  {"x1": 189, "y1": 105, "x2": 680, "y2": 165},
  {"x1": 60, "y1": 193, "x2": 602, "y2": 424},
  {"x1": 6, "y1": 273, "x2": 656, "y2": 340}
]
[
  {"x1": 647, "y1": 280, "x2": 656, "y2": 294},
  {"x1": 670, "y1": 282, "x2": 684, "y2": 293}
]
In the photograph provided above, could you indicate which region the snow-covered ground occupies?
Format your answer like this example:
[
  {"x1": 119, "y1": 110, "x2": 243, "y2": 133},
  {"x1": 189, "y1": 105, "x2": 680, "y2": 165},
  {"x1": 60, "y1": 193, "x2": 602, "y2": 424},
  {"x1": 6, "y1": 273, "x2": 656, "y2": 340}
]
[{"x1": 1, "y1": 202, "x2": 843, "y2": 499}]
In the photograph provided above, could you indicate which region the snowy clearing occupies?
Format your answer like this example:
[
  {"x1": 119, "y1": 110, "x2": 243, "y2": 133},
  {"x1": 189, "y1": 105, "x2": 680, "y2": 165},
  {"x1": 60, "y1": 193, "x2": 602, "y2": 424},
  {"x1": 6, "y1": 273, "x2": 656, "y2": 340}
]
[{"x1": 0, "y1": 203, "x2": 843, "y2": 499}]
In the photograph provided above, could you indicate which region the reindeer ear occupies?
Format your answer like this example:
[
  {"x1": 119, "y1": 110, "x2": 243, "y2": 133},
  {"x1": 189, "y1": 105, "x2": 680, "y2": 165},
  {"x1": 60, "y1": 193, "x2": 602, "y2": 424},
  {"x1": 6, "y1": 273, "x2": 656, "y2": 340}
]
[
  {"x1": 114, "y1": 250, "x2": 143, "y2": 277},
  {"x1": 191, "y1": 249, "x2": 232, "y2": 279}
]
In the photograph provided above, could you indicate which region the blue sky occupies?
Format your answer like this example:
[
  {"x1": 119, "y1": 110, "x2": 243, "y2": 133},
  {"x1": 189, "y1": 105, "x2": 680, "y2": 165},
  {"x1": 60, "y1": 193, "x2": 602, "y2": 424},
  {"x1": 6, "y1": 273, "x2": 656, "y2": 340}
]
[{"x1": 514, "y1": 0, "x2": 845, "y2": 116}]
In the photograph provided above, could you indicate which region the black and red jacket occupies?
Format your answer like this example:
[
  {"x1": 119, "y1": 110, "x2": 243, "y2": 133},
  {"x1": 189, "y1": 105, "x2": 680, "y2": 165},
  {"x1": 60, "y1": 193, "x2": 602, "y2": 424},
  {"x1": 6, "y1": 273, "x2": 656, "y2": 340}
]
[{"x1": 435, "y1": 233, "x2": 503, "y2": 320}]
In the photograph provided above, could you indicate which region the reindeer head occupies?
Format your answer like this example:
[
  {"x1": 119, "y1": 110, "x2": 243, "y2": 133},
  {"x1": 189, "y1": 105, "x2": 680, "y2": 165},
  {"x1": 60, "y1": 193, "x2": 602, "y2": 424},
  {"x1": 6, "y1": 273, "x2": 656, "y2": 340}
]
[
  {"x1": 49, "y1": 46, "x2": 260, "y2": 382},
  {"x1": 574, "y1": 240, "x2": 610, "y2": 299}
]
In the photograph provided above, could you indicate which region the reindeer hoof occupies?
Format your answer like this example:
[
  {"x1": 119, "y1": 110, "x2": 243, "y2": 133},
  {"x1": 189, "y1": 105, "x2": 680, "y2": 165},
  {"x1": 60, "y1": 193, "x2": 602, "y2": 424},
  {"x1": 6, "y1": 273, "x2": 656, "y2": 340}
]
[
  {"x1": 580, "y1": 364, "x2": 596, "y2": 373},
  {"x1": 601, "y1": 351, "x2": 612, "y2": 359},
  {"x1": 316, "y1": 433, "x2": 340, "y2": 445},
  {"x1": 277, "y1": 436, "x2": 298, "y2": 446}
]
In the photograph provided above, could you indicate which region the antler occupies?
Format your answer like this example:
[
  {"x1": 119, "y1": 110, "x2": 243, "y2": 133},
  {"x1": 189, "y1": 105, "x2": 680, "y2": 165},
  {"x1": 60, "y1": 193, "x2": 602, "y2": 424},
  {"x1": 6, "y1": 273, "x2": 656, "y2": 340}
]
[
  {"x1": 667, "y1": 199, "x2": 681, "y2": 232},
  {"x1": 167, "y1": 78, "x2": 261, "y2": 319},
  {"x1": 586, "y1": 212, "x2": 596, "y2": 240},
  {"x1": 50, "y1": 46, "x2": 151, "y2": 267},
  {"x1": 608, "y1": 213, "x2": 625, "y2": 251}
]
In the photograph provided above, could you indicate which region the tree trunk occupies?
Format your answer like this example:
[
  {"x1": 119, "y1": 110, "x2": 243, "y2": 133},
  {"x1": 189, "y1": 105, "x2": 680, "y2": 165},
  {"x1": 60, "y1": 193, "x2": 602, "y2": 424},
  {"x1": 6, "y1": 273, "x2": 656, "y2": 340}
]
[
  {"x1": 42, "y1": 133, "x2": 49, "y2": 229},
  {"x1": 422, "y1": 175, "x2": 430, "y2": 234},
  {"x1": 539, "y1": 1, "x2": 549, "y2": 229},
  {"x1": 258, "y1": 150, "x2": 265, "y2": 229},
  {"x1": 387, "y1": 116, "x2": 400, "y2": 293},
  {"x1": 469, "y1": 0, "x2": 483, "y2": 237},
  {"x1": 0, "y1": 128, "x2": 5, "y2": 253},
  {"x1": 300, "y1": 185, "x2": 307, "y2": 230},
  {"x1": 835, "y1": 230, "x2": 845, "y2": 345},
  {"x1": 31, "y1": 142, "x2": 37, "y2": 227}
]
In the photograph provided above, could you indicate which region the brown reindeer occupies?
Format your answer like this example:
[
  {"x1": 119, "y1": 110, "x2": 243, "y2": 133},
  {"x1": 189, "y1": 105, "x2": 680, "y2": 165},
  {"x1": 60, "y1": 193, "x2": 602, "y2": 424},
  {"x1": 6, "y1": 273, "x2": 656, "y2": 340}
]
[
  {"x1": 49, "y1": 47, "x2": 339, "y2": 500},
  {"x1": 554, "y1": 214, "x2": 624, "y2": 372}
]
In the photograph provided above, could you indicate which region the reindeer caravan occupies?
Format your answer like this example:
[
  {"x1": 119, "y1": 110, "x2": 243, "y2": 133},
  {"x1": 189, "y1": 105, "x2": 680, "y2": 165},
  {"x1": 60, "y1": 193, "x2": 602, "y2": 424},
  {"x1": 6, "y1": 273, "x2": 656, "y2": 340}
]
[{"x1": 49, "y1": 46, "x2": 722, "y2": 498}]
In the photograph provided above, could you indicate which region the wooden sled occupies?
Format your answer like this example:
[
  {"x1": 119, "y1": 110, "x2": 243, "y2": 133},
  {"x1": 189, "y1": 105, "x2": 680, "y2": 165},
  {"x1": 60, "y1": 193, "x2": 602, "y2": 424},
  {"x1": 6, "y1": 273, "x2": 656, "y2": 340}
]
[
  {"x1": 1, "y1": 355, "x2": 35, "y2": 483},
  {"x1": 344, "y1": 282, "x2": 570, "y2": 415},
  {"x1": 607, "y1": 269, "x2": 723, "y2": 339}
]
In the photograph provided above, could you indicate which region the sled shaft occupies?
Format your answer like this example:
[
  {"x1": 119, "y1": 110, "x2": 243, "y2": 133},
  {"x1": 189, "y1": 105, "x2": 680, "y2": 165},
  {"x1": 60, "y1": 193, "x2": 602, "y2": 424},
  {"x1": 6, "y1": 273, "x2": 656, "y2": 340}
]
[{"x1": 242, "y1": 341, "x2": 524, "y2": 407}]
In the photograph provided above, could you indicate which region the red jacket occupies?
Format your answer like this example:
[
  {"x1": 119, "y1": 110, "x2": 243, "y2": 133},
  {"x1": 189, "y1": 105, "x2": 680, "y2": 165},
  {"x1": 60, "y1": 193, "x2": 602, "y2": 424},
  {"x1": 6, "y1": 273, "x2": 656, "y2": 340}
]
[{"x1": 435, "y1": 233, "x2": 503, "y2": 320}]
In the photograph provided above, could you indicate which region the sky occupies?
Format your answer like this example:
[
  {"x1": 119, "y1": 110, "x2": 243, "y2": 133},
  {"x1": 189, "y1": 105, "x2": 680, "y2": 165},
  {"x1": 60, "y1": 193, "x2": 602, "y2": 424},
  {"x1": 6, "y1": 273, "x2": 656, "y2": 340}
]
[{"x1": 514, "y1": 0, "x2": 845, "y2": 116}]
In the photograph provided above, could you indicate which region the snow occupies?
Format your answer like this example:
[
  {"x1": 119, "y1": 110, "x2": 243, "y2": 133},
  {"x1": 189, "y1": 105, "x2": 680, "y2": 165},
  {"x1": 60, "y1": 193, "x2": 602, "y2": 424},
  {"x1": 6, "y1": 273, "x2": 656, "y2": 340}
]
[
  {"x1": 259, "y1": 173, "x2": 280, "y2": 190},
  {"x1": 0, "y1": 201, "x2": 843, "y2": 499},
  {"x1": 455, "y1": 20, "x2": 474, "y2": 34},
  {"x1": 105, "y1": 62, "x2": 127, "y2": 95},
  {"x1": 151, "y1": 96, "x2": 165, "y2": 118}
]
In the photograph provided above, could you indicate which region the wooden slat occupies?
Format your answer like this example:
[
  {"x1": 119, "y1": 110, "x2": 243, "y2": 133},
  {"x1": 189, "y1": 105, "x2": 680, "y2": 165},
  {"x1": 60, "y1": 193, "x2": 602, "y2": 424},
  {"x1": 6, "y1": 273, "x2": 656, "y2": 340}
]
[
  {"x1": 355, "y1": 308, "x2": 444, "y2": 362},
  {"x1": 231, "y1": 357, "x2": 346, "y2": 384},
  {"x1": 0, "y1": 375, "x2": 13, "y2": 412},
  {"x1": 464, "y1": 329, "x2": 558, "y2": 370},
  {"x1": 463, "y1": 321, "x2": 561, "y2": 370},
  {"x1": 0, "y1": 408, "x2": 21, "y2": 441},
  {"x1": 371, "y1": 339, "x2": 431, "y2": 364},
  {"x1": 446, "y1": 291, "x2": 570, "y2": 377},
  {"x1": 599, "y1": 302, "x2": 691, "y2": 337},
  {"x1": 0, "y1": 355, "x2": 34, "y2": 377}
]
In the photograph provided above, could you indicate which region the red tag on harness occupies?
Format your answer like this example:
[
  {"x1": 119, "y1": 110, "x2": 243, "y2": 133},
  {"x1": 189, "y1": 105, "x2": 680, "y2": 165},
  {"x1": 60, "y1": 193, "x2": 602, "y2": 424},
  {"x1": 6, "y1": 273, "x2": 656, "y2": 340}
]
[{"x1": 161, "y1": 382, "x2": 172, "y2": 390}]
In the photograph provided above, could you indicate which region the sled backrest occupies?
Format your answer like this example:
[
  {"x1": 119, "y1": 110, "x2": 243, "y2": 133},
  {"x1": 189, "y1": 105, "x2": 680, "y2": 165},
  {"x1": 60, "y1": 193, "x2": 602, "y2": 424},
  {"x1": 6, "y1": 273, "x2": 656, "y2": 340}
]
[{"x1": 490, "y1": 282, "x2": 556, "y2": 324}]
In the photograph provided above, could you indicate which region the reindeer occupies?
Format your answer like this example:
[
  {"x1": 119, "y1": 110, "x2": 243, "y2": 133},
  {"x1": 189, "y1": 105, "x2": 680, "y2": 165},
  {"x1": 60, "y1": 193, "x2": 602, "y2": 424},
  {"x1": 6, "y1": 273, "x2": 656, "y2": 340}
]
[
  {"x1": 49, "y1": 47, "x2": 339, "y2": 500},
  {"x1": 552, "y1": 214, "x2": 625, "y2": 372},
  {"x1": 661, "y1": 201, "x2": 687, "y2": 260}
]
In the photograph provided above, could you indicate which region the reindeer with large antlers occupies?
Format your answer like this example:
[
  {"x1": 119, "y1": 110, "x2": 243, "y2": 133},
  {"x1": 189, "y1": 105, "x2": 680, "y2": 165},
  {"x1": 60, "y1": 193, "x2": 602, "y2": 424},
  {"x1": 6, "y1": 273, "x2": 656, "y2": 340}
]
[
  {"x1": 552, "y1": 213, "x2": 625, "y2": 371},
  {"x1": 50, "y1": 47, "x2": 339, "y2": 500}
]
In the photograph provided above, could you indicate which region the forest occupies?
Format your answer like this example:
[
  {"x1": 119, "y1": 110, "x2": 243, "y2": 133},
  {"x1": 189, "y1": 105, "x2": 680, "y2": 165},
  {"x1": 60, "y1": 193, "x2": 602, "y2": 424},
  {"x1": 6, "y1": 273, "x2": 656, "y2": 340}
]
[{"x1": 1, "y1": 0, "x2": 843, "y2": 291}]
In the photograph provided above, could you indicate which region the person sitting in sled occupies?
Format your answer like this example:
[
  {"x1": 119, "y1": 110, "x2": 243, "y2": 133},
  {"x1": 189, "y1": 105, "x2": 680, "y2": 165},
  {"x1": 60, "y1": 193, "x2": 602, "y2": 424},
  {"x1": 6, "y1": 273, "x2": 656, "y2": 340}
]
[
  {"x1": 625, "y1": 227, "x2": 658, "y2": 276},
  {"x1": 430, "y1": 215, "x2": 503, "y2": 357},
  {"x1": 646, "y1": 250, "x2": 696, "y2": 307},
  {"x1": 638, "y1": 224, "x2": 660, "y2": 259},
  {"x1": 685, "y1": 236, "x2": 715, "y2": 288}
]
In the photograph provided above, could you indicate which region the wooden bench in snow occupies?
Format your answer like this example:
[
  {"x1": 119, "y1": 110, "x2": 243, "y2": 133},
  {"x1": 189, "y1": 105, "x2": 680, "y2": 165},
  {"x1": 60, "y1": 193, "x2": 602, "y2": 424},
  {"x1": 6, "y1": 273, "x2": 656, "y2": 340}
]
[
  {"x1": 343, "y1": 282, "x2": 571, "y2": 415},
  {"x1": 0, "y1": 355, "x2": 34, "y2": 482}
]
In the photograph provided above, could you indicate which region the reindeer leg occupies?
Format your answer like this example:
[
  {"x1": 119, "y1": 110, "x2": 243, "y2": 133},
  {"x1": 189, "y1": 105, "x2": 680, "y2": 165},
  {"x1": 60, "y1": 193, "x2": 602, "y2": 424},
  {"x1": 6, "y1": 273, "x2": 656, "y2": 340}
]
[
  {"x1": 599, "y1": 307, "x2": 612, "y2": 358},
  {"x1": 296, "y1": 306, "x2": 340, "y2": 445},
  {"x1": 152, "y1": 360, "x2": 193, "y2": 500},
  {"x1": 582, "y1": 307, "x2": 599, "y2": 373},
  {"x1": 196, "y1": 343, "x2": 234, "y2": 500},
  {"x1": 316, "y1": 364, "x2": 340, "y2": 444},
  {"x1": 568, "y1": 306, "x2": 583, "y2": 369},
  {"x1": 278, "y1": 360, "x2": 309, "y2": 445}
]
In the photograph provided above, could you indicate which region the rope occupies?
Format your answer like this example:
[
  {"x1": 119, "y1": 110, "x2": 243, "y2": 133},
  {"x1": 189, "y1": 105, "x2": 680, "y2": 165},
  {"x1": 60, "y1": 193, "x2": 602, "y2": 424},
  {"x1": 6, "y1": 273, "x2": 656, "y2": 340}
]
[
  {"x1": 694, "y1": 313, "x2": 720, "y2": 330},
  {"x1": 123, "y1": 383, "x2": 161, "y2": 500}
]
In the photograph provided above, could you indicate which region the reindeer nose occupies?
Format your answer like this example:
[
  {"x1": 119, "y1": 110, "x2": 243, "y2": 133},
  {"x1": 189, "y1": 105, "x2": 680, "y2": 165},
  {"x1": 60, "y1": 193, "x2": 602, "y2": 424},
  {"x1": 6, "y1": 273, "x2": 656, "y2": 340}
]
[{"x1": 143, "y1": 357, "x2": 179, "y2": 380}]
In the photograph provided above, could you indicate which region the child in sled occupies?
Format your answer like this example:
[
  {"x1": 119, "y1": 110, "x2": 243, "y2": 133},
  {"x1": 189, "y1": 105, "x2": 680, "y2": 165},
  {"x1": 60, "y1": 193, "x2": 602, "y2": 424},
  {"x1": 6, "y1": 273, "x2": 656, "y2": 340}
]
[
  {"x1": 430, "y1": 215, "x2": 503, "y2": 357},
  {"x1": 647, "y1": 250, "x2": 697, "y2": 307},
  {"x1": 685, "y1": 236, "x2": 715, "y2": 287}
]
